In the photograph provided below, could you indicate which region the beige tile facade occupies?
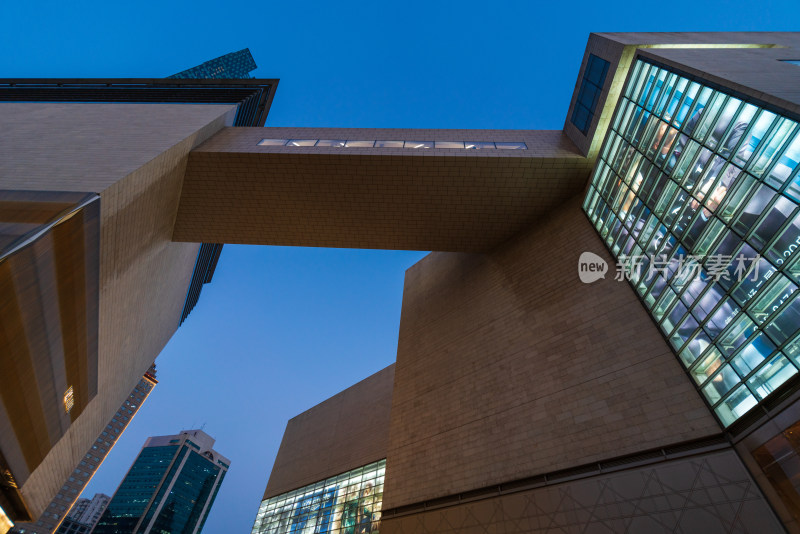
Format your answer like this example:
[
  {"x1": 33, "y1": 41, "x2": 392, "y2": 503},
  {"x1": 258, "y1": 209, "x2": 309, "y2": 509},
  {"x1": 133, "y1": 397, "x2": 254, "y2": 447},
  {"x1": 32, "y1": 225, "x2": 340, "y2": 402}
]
[
  {"x1": 384, "y1": 195, "x2": 721, "y2": 510},
  {"x1": 0, "y1": 102, "x2": 235, "y2": 518},
  {"x1": 175, "y1": 127, "x2": 592, "y2": 252},
  {"x1": 263, "y1": 365, "x2": 395, "y2": 500}
]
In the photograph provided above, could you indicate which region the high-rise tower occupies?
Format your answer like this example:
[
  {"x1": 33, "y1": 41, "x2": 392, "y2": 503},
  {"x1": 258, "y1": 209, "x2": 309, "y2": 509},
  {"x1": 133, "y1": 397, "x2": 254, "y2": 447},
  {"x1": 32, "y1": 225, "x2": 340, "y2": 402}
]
[
  {"x1": 52, "y1": 493, "x2": 110, "y2": 534},
  {"x1": 93, "y1": 430, "x2": 228, "y2": 534},
  {"x1": 9, "y1": 368, "x2": 157, "y2": 534}
]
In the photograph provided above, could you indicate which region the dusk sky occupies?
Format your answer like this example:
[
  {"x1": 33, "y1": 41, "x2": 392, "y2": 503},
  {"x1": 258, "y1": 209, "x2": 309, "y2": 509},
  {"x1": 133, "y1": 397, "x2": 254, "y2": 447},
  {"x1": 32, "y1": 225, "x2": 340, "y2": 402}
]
[{"x1": 3, "y1": 1, "x2": 799, "y2": 532}]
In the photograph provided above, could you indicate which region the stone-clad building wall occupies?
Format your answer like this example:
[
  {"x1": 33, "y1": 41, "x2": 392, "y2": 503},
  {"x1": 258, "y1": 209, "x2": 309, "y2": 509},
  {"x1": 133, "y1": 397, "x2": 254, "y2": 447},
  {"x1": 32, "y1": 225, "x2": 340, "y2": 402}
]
[
  {"x1": 263, "y1": 365, "x2": 395, "y2": 500},
  {"x1": 0, "y1": 102, "x2": 234, "y2": 517},
  {"x1": 384, "y1": 195, "x2": 722, "y2": 510},
  {"x1": 382, "y1": 448, "x2": 782, "y2": 533}
]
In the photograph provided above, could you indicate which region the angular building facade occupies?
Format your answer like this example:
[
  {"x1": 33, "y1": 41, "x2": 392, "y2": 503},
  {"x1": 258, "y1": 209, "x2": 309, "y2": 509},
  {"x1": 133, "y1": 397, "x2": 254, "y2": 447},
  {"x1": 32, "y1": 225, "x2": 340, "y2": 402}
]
[
  {"x1": 9, "y1": 368, "x2": 157, "y2": 534},
  {"x1": 0, "y1": 57, "x2": 275, "y2": 530},
  {"x1": 249, "y1": 33, "x2": 800, "y2": 534},
  {"x1": 3, "y1": 32, "x2": 800, "y2": 534},
  {"x1": 92, "y1": 430, "x2": 229, "y2": 534}
]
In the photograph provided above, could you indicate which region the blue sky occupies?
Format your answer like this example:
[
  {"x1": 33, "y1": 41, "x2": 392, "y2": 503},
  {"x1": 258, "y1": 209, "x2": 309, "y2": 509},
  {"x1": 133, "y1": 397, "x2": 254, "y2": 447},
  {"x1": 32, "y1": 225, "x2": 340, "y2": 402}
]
[{"x1": 3, "y1": 1, "x2": 799, "y2": 532}]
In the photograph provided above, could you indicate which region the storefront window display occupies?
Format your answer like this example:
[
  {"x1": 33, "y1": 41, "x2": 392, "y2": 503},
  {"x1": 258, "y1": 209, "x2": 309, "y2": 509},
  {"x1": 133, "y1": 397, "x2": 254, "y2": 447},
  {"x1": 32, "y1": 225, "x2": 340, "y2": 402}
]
[
  {"x1": 584, "y1": 59, "x2": 800, "y2": 426},
  {"x1": 251, "y1": 460, "x2": 385, "y2": 534}
]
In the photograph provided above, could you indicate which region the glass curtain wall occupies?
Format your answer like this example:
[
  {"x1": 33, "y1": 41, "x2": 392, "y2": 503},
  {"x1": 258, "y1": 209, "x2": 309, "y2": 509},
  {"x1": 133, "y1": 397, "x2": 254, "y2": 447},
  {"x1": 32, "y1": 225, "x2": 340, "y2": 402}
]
[
  {"x1": 251, "y1": 460, "x2": 385, "y2": 534},
  {"x1": 584, "y1": 58, "x2": 800, "y2": 427}
]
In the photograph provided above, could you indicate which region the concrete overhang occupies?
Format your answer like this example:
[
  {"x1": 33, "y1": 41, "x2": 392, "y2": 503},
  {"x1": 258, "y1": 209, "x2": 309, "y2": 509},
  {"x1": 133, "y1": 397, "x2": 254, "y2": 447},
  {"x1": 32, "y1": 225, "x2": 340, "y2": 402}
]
[{"x1": 174, "y1": 127, "x2": 594, "y2": 252}]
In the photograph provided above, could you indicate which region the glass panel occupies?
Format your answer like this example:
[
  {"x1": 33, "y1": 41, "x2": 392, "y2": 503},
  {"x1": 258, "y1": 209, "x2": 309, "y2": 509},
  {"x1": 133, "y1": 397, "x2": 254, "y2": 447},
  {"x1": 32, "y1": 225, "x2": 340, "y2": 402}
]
[
  {"x1": 706, "y1": 296, "x2": 738, "y2": 337},
  {"x1": 643, "y1": 68, "x2": 668, "y2": 111},
  {"x1": 258, "y1": 138, "x2": 288, "y2": 146},
  {"x1": 630, "y1": 63, "x2": 652, "y2": 105},
  {"x1": 316, "y1": 139, "x2": 347, "y2": 147},
  {"x1": 751, "y1": 196, "x2": 796, "y2": 251},
  {"x1": 612, "y1": 101, "x2": 633, "y2": 134},
  {"x1": 465, "y1": 142, "x2": 496, "y2": 149},
  {"x1": 717, "y1": 313, "x2": 756, "y2": 358},
  {"x1": 434, "y1": 141, "x2": 465, "y2": 149},
  {"x1": 732, "y1": 183, "x2": 775, "y2": 237},
  {"x1": 748, "y1": 273, "x2": 798, "y2": 324},
  {"x1": 374, "y1": 140, "x2": 404, "y2": 148},
  {"x1": 715, "y1": 385, "x2": 757, "y2": 426},
  {"x1": 720, "y1": 103, "x2": 757, "y2": 159},
  {"x1": 736, "y1": 110, "x2": 777, "y2": 167},
  {"x1": 771, "y1": 132, "x2": 800, "y2": 193},
  {"x1": 404, "y1": 141, "x2": 433, "y2": 149},
  {"x1": 344, "y1": 140, "x2": 375, "y2": 147},
  {"x1": 731, "y1": 255, "x2": 776, "y2": 307},
  {"x1": 659, "y1": 75, "x2": 684, "y2": 119},
  {"x1": 707, "y1": 97, "x2": 742, "y2": 150},
  {"x1": 286, "y1": 139, "x2": 317, "y2": 146},
  {"x1": 674, "y1": 82, "x2": 700, "y2": 128},
  {"x1": 752, "y1": 119, "x2": 797, "y2": 177},
  {"x1": 786, "y1": 332, "x2": 800, "y2": 367},
  {"x1": 702, "y1": 364, "x2": 741, "y2": 404},
  {"x1": 730, "y1": 332, "x2": 777, "y2": 376},
  {"x1": 747, "y1": 353, "x2": 798, "y2": 400},
  {"x1": 693, "y1": 92, "x2": 727, "y2": 142},
  {"x1": 624, "y1": 62, "x2": 643, "y2": 99},
  {"x1": 788, "y1": 250, "x2": 800, "y2": 286},
  {"x1": 690, "y1": 347, "x2": 724, "y2": 385},
  {"x1": 496, "y1": 142, "x2": 527, "y2": 149}
]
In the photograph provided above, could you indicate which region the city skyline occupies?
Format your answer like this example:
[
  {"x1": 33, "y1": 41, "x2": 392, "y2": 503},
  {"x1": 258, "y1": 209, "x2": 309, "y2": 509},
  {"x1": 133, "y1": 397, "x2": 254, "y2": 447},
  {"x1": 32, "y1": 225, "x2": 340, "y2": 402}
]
[{"x1": 3, "y1": 2, "x2": 799, "y2": 533}]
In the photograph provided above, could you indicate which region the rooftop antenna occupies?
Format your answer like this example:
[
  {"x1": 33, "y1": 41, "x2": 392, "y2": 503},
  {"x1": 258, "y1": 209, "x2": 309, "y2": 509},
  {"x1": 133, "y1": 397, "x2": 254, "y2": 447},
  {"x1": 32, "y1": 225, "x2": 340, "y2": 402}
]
[{"x1": 200, "y1": 422, "x2": 206, "y2": 431}]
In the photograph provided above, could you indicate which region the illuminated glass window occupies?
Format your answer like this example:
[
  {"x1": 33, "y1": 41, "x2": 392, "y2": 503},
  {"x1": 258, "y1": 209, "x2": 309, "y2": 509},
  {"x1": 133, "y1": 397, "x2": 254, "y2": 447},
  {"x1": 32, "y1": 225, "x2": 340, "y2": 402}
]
[
  {"x1": 404, "y1": 141, "x2": 433, "y2": 149},
  {"x1": 466, "y1": 142, "x2": 496, "y2": 149},
  {"x1": 63, "y1": 386, "x2": 74, "y2": 414},
  {"x1": 316, "y1": 139, "x2": 347, "y2": 147},
  {"x1": 584, "y1": 59, "x2": 800, "y2": 426},
  {"x1": 374, "y1": 140, "x2": 403, "y2": 148},
  {"x1": 257, "y1": 139, "x2": 527, "y2": 150},
  {"x1": 434, "y1": 141, "x2": 465, "y2": 149},
  {"x1": 257, "y1": 138, "x2": 288, "y2": 146},
  {"x1": 251, "y1": 459, "x2": 385, "y2": 534},
  {"x1": 286, "y1": 139, "x2": 317, "y2": 147},
  {"x1": 571, "y1": 54, "x2": 610, "y2": 134},
  {"x1": 344, "y1": 140, "x2": 375, "y2": 147},
  {"x1": 496, "y1": 142, "x2": 528, "y2": 149}
]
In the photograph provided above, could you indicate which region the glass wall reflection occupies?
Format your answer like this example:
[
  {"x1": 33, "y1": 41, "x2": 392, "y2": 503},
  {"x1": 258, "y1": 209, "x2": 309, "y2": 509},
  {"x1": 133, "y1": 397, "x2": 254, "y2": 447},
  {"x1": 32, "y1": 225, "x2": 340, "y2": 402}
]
[
  {"x1": 584, "y1": 59, "x2": 800, "y2": 426},
  {"x1": 251, "y1": 460, "x2": 385, "y2": 534}
]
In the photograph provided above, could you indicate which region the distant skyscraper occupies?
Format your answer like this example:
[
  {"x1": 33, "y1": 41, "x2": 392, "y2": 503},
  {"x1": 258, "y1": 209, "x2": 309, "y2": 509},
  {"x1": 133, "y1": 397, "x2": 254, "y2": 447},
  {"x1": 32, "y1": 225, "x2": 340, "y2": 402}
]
[
  {"x1": 52, "y1": 493, "x2": 109, "y2": 534},
  {"x1": 9, "y1": 368, "x2": 157, "y2": 534},
  {"x1": 93, "y1": 430, "x2": 229, "y2": 534},
  {"x1": 168, "y1": 48, "x2": 257, "y2": 80},
  {"x1": 170, "y1": 47, "x2": 259, "y2": 325}
]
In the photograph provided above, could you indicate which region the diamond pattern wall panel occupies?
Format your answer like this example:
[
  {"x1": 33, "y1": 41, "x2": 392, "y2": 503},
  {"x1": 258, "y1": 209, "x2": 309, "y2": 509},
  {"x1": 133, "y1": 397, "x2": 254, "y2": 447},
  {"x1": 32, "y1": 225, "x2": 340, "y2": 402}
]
[{"x1": 381, "y1": 449, "x2": 781, "y2": 534}]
